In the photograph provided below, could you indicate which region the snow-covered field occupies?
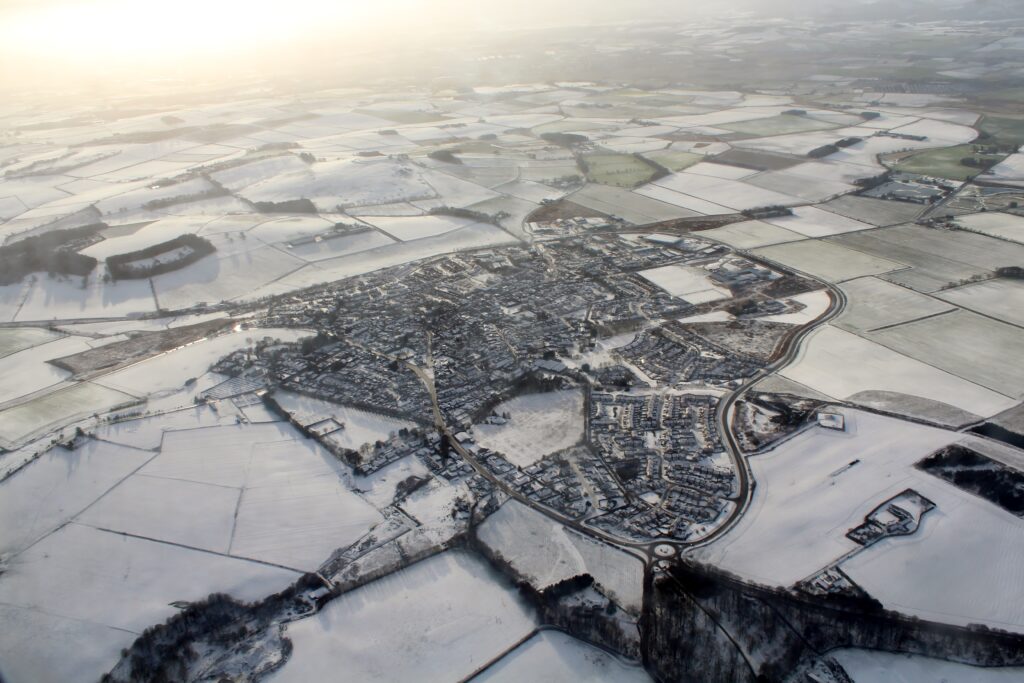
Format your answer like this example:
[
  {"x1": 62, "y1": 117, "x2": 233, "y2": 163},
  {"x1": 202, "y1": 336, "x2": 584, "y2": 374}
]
[
  {"x1": 696, "y1": 408, "x2": 957, "y2": 587},
  {"x1": 285, "y1": 229, "x2": 395, "y2": 262},
  {"x1": 94, "y1": 328, "x2": 312, "y2": 397},
  {"x1": 935, "y1": 278, "x2": 1024, "y2": 327},
  {"x1": 830, "y1": 649, "x2": 1024, "y2": 683},
  {"x1": 835, "y1": 276, "x2": 955, "y2": 333},
  {"x1": 0, "y1": 524, "x2": 298, "y2": 683},
  {"x1": 272, "y1": 390, "x2": 415, "y2": 452},
  {"x1": 700, "y1": 220, "x2": 804, "y2": 249},
  {"x1": 780, "y1": 324, "x2": 1015, "y2": 418},
  {"x1": 136, "y1": 422, "x2": 384, "y2": 570},
  {"x1": 273, "y1": 222, "x2": 517, "y2": 290},
  {"x1": 762, "y1": 206, "x2": 874, "y2": 238},
  {"x1": 866, "y1": 310, "x2": 1024, "y2": 398},
  {"x1": 0, "y1": 381, "x2": 136, "y2": 447},
  {"x1": 478, "y1": 500, "x2": 645, "y2": 613},
  {"x1": 753, "y1": 240, "x2": 906, "y2": 282},
  {"x1": 0, "y1": 326, "x2": 61, "y2": 358},
  {"x1": 477, "y1": 630, "x2": 652, "y2": 682},
  {"x1": 270, "y1": 551, "x2": 536, "y2": 683},
  {"x1": 638, "y1": 264, "x2": 732, "y2": 304},
  {"x1": 840, "y1": 475, "x2": 1024, "y2": 631},
  {"x1": 238, "y1": 158, "x2": 438, "y2": 210},
  {"x1": 13, "y1": 273, "x2": 156, "y2": 321},
  {"x1": 954, "y1": 211, "x2": 1024, "y2": 244},
  {"x1": 0, "y1": 439, "x2": 153, "y2": 556},
  {"x1": 364, "y1": 214, "x2": 480, "y2": 241},
  {"x1": 473, "y1": 390, "x2": 585, "y2": 467},
  {"x1": 151, "y1": 243, "x2": 305, "y2": 310},
  {"x1": 0, "y1": 333, "x2": 92, "y2": 404}
]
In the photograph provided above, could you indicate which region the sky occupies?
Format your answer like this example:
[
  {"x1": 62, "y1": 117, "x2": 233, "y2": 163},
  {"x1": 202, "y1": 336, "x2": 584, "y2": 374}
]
[
  {"x1": 0, "y1": 0, "x2": 994, "y2": 94},
  {"x1": 0, "y1": 0, "x2": 725, "y2": 92}
]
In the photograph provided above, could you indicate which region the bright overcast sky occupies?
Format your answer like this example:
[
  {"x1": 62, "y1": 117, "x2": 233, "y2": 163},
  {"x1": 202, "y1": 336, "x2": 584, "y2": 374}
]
[{"x1": 0, "y1": 0, "x2": 726, "y2": 92}]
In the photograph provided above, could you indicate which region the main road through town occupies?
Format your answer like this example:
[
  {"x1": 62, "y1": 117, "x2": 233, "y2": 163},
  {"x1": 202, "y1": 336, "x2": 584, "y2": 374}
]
[{"x1": 406, "y1": 255, "x2": 848, "y2": 563}]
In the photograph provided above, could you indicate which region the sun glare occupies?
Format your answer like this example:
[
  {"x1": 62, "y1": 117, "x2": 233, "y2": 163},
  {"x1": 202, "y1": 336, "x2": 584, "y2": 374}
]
[{"x1": 0, "y1": 0, "x2": 377, "y2": 68}]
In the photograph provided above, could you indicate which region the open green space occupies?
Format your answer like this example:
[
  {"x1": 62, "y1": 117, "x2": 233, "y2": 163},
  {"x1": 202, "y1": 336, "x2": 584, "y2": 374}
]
[
  {"x1": 979, "y1": 115, "x2": 1024, "y2": 146},
  {"x1": 581, "y1": 153, "x2": 658, "y2": 188},
  {"x1": 894, "y1": 144, "x2": 1008, "y2": 181},
  {"x1": 642, "y1": 150, "x2": 703, "y2": 172}
]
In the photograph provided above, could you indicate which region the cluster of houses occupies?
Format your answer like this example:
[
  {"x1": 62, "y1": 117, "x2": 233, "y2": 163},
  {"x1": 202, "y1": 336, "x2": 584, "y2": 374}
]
[{"x1": 232, "y1": 231, "x2": 821, "y2": 543}]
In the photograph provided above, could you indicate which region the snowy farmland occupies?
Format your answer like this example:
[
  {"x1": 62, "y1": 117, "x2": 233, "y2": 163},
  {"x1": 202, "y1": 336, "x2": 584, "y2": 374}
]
[
  {"x1": 779, "y1": 325, "x2": 1016, "y2": 419},
  {"x1": 0, "y1": 524, "x2": 298, "y2": 683},
  {"x1": 472, "y1": 390, "x2": 585, "y2": 467},
  {"x1": 478, "y1": 500, "x2": 645, "y2": 613},
  {"x1": 135, "y1": 421, "x2": 384, "y2": 570},
  {"x1": 695, "y1": 408, "x2": 957, "y2": 587},
  {"x1": 477, "y1": 631, "x2": 652, "y2": 682},
  {"x1": 272, "y1": 390, "x2": 416, "y2": 452},
  {"x1": 935, "y1": 278, "x2": 1024, "y2": 327},
  {"x1": 270, "y1": 551, "x2": 536, "y2": 683},
  {"x1": 830, "y1": 649, "x2": 1024, "y2": 682},
  {"x1": 0, "y1": 381, "x2": 137, "y2": 448},
  {"x1": 638, "y1": 264, "x2": 732, "y2": 304},
  {"x1": 94, "y1": 327, "x2": 312, "y2": 397},
  {"x1": 954, "y1": 211, "x2": 1024, "y2": 244},
  {"x1": 753, "y1": 240, "x2": 907, "y2": 283}
]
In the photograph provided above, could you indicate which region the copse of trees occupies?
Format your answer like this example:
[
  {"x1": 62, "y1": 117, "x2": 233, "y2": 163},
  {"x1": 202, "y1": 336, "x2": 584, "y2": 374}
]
[
  {"x1": 253, "y1": 198, "x2": 318, "y2": 214},
  {"x1": 0, "y1": 223, "x2": 104, "y2": 285},
  {"x1": 427, "y1": 149, "x2": 462, "y2": 164},
  {"x1": 107, "y1": 234, "x2": 216, "y2": 280}
]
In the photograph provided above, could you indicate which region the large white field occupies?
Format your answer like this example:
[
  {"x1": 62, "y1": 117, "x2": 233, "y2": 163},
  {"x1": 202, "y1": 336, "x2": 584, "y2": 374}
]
[
  {"x1": 150, "y1": 244, "x2": 305, "y2": 310},
  {"x1": 954, "y1": 211, "x2": 1024, "y2": 244},
  {"x1": 696, "y1": 408, "x2": 956, "y2": 587},
  {"x1": 273, "y1": 390, "x2": 416, "y2": 452},
  {"x1": 476, "y1": 630, "x2": 652, "y2": 683},
  {"x1": 0, "y1": 602, "x2": 130, "y2": 683},
  {"x1": 0, "y1": 333, "x2": 92, "y2": 404},
  {"x1": 935, "y1": 278, "x2": 1024, "y2": 327},
  {"x1": 473, "y1": 390, "x2": 585, "y2": 467},
  {"x1": 752, "y1": 240, "x2": 907, "y2": 283},
  {"x1": 700, "y1": 220, "x2": 806, "y2": 249},
  {"x1": 762, "y1": 206, "x2": 874, "y2": 238},
  {"x1": 0, "y1": 520, "x2": 297, "y2": 635},
  {"x1": 830, "y1": 649, "x2": 1024, "y2": 683},
  {"x1": 0, "y1": 326, "x2": 61, "y2": 358},
  {"x1": 274, "y1": 222, "x2": 517, "y2": 290},
  {"x1": 77, "y1": 473, "x2": 240, "y2": 553},
  {"x1": 780, "y1": 324, "x2": 1015, "y2": 418},
  {"x1": 0, "y1": 439, "x2": 153, "y2": 556},
  {"x1": 363, "y1": 215, "x2": 480, "y2": 241},
  {"x1": 285, "y1": 229, "x2": 395, "y2": 262},
  {"x1": 478, "y1": 500, "x2": 645, "y2": 613},
  {"x1": 94, "y1": 327, "x2": 312, "y2": 397},
  {"x1": 270, "y1": 551, "x2": 536, "y2": 683},
  {"x1": 230, "y1": 441, "x2": 384, "y2": 570},
  {"x1": 637, "y1": 264, "x2": 732, "y2": 304},
  {"x1": 13, "y1": 273, "x2": 156, "y2": 321},
  {"x1": 835, "y1": 276, "x2": 955, "y2": 333},
  {"x1": 238, "y1": 158, "x2": 437, "y2": 210},
  {"x1": 0, "y1": 381, "x2": 137, "y2": 448},
  {"x1": 136, "y1": 422, "x2": 384, "y2": 570}
]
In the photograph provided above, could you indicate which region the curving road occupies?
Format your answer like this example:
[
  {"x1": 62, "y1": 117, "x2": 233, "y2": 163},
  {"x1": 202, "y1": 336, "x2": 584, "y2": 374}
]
[{"x1": 407, "y1": 262, "x2": 847, "y2": 563}]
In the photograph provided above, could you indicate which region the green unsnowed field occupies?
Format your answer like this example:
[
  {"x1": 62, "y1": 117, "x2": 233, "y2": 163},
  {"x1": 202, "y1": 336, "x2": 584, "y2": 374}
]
[
  {"x1": 894, "y1": 144, "x2": 1007, "y2": 181},
  {"x1": 980, "y1": 115, "x2": 1024, "y2": 146},
  {"x1": 582, "y1": 153, "x2": 658, "y2": 188},
  {"x1": 719, "y1": 114, "x2": 838, "y2": 137},
  {"x1": 642, "y1": 150, "x2": 703, "y2": 172}
]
